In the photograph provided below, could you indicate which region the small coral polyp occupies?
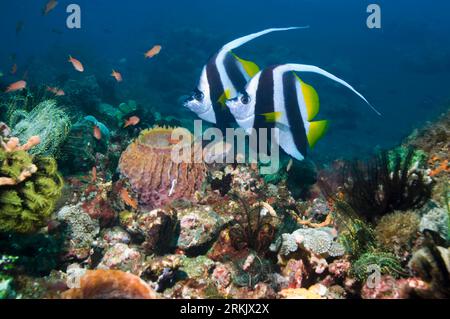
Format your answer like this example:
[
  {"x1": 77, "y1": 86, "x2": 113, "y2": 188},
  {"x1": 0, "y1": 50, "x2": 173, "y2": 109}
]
[{"x1": 118, "y1": 126, "x2": 206, "y2": 209}]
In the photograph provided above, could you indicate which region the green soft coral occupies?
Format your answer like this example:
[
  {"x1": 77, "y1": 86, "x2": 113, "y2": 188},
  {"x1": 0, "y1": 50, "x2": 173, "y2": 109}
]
[{"x1": 0, "y1": 145, "x2": 63, "y2": 233}]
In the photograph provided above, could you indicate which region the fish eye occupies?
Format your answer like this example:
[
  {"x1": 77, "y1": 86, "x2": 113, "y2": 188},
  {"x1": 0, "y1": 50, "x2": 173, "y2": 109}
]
[
  {"x1": 240, "y1": 94, "x2": 250, "y2": 105},
  {"x1": 194, "y1": 89, "x2": 204, "y2": 101}
]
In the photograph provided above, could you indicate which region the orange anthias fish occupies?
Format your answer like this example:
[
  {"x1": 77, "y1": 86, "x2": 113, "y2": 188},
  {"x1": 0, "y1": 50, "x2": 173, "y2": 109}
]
[
  {"x1": 68, "y1": 55, "x2": 84, "y2": 72},
  {"x1": 123, "y1": 116, "x2": 140, "y2": 128},
  {"x1": 111, "y1": 70, "x2": 123, "y2": 82},
  {"x1": 93, "y1": 125, "x2": 102, "y2": 140},
  {"x1": 10, "y1": 63, "x2": 17, "y2": 75},
  {"x1": 168, "y1": 137, "x2": 181, "y2": 145},
  {"x1": 145, "y1": 45, "x2": 162, "y2": 59},
  {"x1": 120, "y1": 188, "x2": 138, "y2": 210},
  {"x1": 91, "y1": 166, "x2": 97, "y2": 182},
  {"x1": 5, "y1": 80, "x2": 26, "y2": 93},
  {"x1": 43, "y1": 0, "x2": 58, "y2": 15},
  {"x1": 46, "y1": 86, "x2": 65, "y2": 96}
]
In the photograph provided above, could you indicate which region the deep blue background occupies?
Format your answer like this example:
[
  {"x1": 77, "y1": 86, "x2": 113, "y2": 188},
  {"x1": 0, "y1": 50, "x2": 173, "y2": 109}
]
[{"x1": 1, "y1": 0, "x2": 449, "y2": 162}]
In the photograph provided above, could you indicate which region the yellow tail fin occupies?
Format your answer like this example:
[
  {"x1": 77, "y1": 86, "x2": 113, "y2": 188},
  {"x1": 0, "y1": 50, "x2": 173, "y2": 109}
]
[{"x1": 307, "y1": 120, "x2": 329, "y2": 148}]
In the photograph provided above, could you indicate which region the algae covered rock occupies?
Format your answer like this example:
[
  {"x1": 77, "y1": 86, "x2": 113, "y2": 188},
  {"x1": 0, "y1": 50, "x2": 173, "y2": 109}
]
[
  {"x1": 419, "y1": 201, "x2": 449, "y2": 240},
  {"x1": 57, "y1": 204, "x2": 100, "y2": 260},
  {"x1": 176, "y1": 205, "x2": 227, "y2": 253},
  {"x1": 97, "y1": 243, "x2": 144, "y2": 275}
]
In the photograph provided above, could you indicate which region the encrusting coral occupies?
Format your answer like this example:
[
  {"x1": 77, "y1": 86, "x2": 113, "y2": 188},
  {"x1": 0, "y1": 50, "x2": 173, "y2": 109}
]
[
  {"x1": 118, "y1": 126, "x2": 206, "y2": 209},
  {"x1": 0, "y1": 135, "x2": 63, "y2": 233}
]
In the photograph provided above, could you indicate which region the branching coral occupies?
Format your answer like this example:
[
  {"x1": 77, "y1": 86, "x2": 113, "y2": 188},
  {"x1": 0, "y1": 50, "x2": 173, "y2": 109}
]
[
  {"x1": 0, "y1": 136, "x2": 63, "y2": 233},
  {"x1": 341, "y1": 148, "x2": 432, "y2": 222},
  {"x1": 11, "y1": 99, "x2": 71, "y2": 157}
]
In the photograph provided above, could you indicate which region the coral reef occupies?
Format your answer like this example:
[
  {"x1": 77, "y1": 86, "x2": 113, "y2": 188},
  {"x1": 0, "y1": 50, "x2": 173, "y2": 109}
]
[
  {"x1": 118, "y1": 126, "x2": 206, "y2": 209},
  {"x1": 0, "y1": 136, "x2": 63, "y2": 233}
]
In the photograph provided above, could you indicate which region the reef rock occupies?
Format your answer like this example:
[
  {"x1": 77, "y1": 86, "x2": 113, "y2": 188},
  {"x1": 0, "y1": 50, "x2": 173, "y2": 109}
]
[
  {"x1": 57, "y1": 204, "x2": 100, "y2": 260},
  {"x1": 176, "y1": 205, "x2": 227, "y2": 253},
  {"x1": 97, "y1": 243, "x2": 143, "y2": 275},
  {"x1": 118, "y1": 126, "x2": 206, "y2": 210},
  {"x1": 120, "y1": 209, "x2": 175, "y2": 255},
  {"x1": 419, "y1": 201, "x2": 449, "y2": 240},
  {"x1": 278, "y1": 227, "x2": 345, "y2": 258}
]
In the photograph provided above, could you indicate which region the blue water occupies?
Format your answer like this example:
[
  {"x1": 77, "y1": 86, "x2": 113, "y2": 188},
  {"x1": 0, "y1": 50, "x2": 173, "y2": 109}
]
[{"x1": 1, "y1": 0, "x2": 449, "y2": 163}]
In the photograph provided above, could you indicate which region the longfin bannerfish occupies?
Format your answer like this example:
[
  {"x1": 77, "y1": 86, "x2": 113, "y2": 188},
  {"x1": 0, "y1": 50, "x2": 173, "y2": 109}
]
[
  {"x1": 183, "y1": 27, "x2": 308, "y2": 131},
  {"x1": 226, "y1": 63, "x2": 380, "y2": 161}
]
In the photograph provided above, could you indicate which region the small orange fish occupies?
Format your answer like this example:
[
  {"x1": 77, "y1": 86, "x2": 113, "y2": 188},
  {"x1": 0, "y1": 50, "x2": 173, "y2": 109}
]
[
  {"x1": 145, "y1": 45, "x2": 162, "y2": 59},
  {"x1": 111, "y1": 70, "x2": 123, "y2": 82},
  {"x1": 91, "y1": 166, "x2": 97, "y2": 182},
  {"x1": 123, "y1": 116, "x2": 140, "y2": 128},
  {"x1": 168, "y1": 138, "x2": 180, "y2": 145},
  {"x1": 10, "y1": 63, "x2": 17, "y2": 75},
  {"x1": 43, "y1": 0, "x2": 58, "y2": 15},
  {"x1": 120, "y1": 188, "x2": 138, "y2": 210},
  {"x1": 46, "y1": 86, "x2": 65, "y2": 96},
  {"x1": 93, "y1": 125, "x2": 102, "y2": 140},
  {"x1": 68, "y1": 55, "x2": 84, "y2": 72},
  {"x1": 5, "y1": 80, "x2": 26, "y2": 93}
]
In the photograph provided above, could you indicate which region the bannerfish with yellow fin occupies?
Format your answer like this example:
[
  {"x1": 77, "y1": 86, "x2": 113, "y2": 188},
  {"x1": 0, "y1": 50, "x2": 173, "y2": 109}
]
[
  {"x1": 183, "y1": 27, "x2": 308, "y2": 132},
  {"x1": 226, "y1": 63, "x2": 381, "y2": 160}
]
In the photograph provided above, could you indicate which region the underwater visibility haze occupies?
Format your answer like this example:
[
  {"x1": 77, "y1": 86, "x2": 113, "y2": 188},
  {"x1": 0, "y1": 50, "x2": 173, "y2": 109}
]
[{"x1": 0, "y1": 0, "x2": 449, "y2": 300}]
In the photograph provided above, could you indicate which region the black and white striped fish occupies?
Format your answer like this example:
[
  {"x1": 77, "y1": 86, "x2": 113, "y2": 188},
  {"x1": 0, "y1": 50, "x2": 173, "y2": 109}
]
[
  {"x1": 183, "y1": 27, "x2": 307, "y2": 131},
  {"x1": 226, "y1": 63, "x2": 381, "y2": 160}
]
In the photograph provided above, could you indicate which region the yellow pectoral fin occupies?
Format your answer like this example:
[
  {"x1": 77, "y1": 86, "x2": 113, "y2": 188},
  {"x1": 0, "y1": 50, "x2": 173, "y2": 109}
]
[
  {"x1": 261, "y1": 111, "x2": 282, "y2": 123},
  {"x1": 231, "y1": 52, "x2": 260, "y2": 78},
  {"x1": 218, "y1": 88, "x2": 232, "y2": 107},
  {"x1": 294, "y1": 73, "x2": 320, "y2": 121},
  {"x1": 307, "y1": 120, "x2": 329, "y2": 148}
]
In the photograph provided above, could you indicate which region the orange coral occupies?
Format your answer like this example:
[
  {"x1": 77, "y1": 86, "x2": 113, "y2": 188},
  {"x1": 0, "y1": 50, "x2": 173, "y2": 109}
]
[
  {"x1": 61, "y1": 269, "x2": 156, "y2": 299},
  {"x1": 118, "y1": 126, "x2": 206, "y2": 209},
  {"x1": 428, "y1": 158, "x2": 449, "y2": 177}
]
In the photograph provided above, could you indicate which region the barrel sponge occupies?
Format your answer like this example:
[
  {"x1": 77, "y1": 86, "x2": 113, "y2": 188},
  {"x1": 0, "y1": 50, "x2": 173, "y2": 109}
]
[
  {"x1": 0, "y1": 139, "x2": 63, "y2": 233},
  {"x1": 118, "y1": 126, "x2": 206, "y2": 209},
  {"x1": 61, "y1": 269, "x2": 156, "y2": 299}
]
